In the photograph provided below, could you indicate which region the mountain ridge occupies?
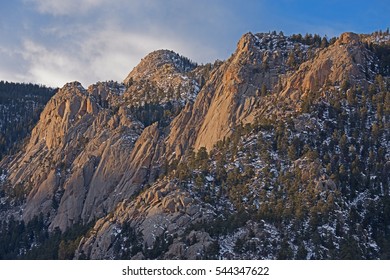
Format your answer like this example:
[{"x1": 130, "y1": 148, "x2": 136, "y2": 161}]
[{"x1": 0, "y1": 30, "x2": 389, "y2": 259}]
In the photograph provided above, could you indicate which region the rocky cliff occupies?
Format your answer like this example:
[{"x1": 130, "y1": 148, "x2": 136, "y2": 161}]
[
  {"x1": 167, "y1": 32, "x2": 314, "y2": 155},
  {"x1": 280, "y1": 32, "x2": 373, "y2": 102}
]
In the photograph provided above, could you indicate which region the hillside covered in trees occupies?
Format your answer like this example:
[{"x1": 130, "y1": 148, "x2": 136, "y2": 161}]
[{"x1": 0, "y1": 82, "x2": 55, "y2": 160}]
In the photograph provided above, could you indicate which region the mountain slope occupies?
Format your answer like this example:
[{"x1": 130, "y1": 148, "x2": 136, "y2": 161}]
[
  {"x1": 0, "y1": 30, "x2": 389, "y2": 260},
  {"x1": 0, "y1": 52, "x2": 206, "y2": 233}
]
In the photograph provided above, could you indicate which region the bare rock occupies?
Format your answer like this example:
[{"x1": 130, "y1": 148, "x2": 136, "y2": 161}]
[{"x1": 337, "y1": 32, "x2": 361, "y2": 45}]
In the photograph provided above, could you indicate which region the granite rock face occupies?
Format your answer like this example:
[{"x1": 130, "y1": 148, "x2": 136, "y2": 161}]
[
  {"x1": 167, "y1": 32, "x2": 307, "y2": 155},
  {"x1": 3, "y1": 82, "x2": 145, "y2": 231},
  {"x1": 281, "y1": 32, "x2": 371, "y2": 100}
]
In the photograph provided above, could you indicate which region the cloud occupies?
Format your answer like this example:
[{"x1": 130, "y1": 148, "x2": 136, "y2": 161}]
[
  {"x1": 14, "y1": 0, "x2": 231, "y2": 87},
  {"x1": 16, "y1": 22, "x2": 219, "y2": 87},
  {"x1": 0, "y1": 47, "x2": 25, "y2": 82},
  {"x1": 20, "y1": 40, "x2": 84, "y2": 86},
  {"x1": 98, "y1": 28, "x2": 217, "y2": 71},
  {"x1": 80, "y1": 27, "x2": 187, "y2": 84},
  {"x1": 9, "y1": 0, "x2": 230, "y2": 86}
]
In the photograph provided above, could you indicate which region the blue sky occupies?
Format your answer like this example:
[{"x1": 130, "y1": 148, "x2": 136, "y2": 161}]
[{"x1": 0, "y1": 0, "x2": 389, "y2": 87}]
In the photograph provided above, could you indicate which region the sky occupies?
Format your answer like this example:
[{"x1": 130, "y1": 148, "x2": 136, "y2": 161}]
[{"x1": 0, "y1": 0, "x2": 389, "y2": 87}]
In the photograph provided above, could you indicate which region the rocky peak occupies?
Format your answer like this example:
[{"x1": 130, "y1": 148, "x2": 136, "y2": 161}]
[
  {"x1": 337, "y1": 32, "x2": 361, "y2": 45},
  {"x1": 27, "y1": 82, "x2": 99, "y2": 151},
  {"x1": 122, "y1": 50, "x2": 203, "y2": 110},
  {"x1": 236, "y1": 32, "x2": 258, "y2": 53},
  {"x1": 280, "y1": 33, "x2": 375, "y2": 101},
  {"x1": 238, "y1": 31, "x2": 313, "y2": 54},
  {"x1": 124, "y1": 50, "x2": 196, "y2": 85},
  {"x1": 62, "y1": 81, "x2": 87, "y2": 92}
]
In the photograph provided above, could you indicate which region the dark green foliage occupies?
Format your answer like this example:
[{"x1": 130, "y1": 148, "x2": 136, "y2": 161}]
[
  {"x1": 144, "y1": 232, "x2": 173, "y2": 259},
  {"x1": 296, "y1": 243, "x2": 308, "y2": 260},
  {"x1": 204, "y1": 241, "x2": 220, "y2": 259},
  {"x1": 290, "y1": 33, "x2": 336, "y2": 47},
  {"x1": 367, "y1": 43, "x2": 390, "y2": 76},
  {"x1": 2, "y1": 182, "x2": 32, "y2": 205},
  {"x1": 287, "y1": 51, "x2": 297, "y2": 68},
  {"x1": 112, "y1": 222, "x2": 143, "y2": 259},
  {"x1": 189, "y1": 211, "x2": 250, "y2": 238},
  {"x1": 278, "y1": 239, "x2": 294, "y2": 259},
  {"x1": 339, "y1": 237, "x2": 362, "y2": 260},
  {"x1": 129, "y1": 101, "x2": 181, "y2": 128},
  {"x1": 0, "y1": 81, "x2": 55, "y2": 160},
  {"x1": 0, "y1": 215, "x2": 93, "y2": 260},
  {"x1": 0, "y1": 213, "x2": 47, "y2": 259}
]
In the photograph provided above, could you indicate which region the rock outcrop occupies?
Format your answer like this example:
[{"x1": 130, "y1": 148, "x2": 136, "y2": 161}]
[
  {"x1": 123, "y1": 50, "x2": 201, "y2": 106},
  {"x1": 281, "y1": 32, "x2": 371, "y2": 101},
  {"x1": 124, "y1": 50, "x2": 196, "y2": 85},
  {"x1": 76, "y1": 179, "x2": 215, "y2": 259},
  {"x1": 2, "y1": 81, "x2": 146, "y2": 231},
  {"x1": 167, "y1": 32, "x2": 311, "y2": 154}
]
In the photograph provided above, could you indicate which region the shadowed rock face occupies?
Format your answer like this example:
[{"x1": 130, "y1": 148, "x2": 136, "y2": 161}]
[{"x1": 76, "y1": 179, "x2": 215, "y2": 259}]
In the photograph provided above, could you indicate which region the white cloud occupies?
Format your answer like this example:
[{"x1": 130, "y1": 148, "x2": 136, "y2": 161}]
[
  {"x1": 9, "y1": 0, "x2": 230, "y2": 87},
  {"x1": 20, "y1": 40, "x2": 85, "y2": 86},
  {"x1": 16, "y1": 23, "x2": 219, "y2": 87},
  {"x1": 87, "y1": 26, "x2": 221, "y2": 81}
]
